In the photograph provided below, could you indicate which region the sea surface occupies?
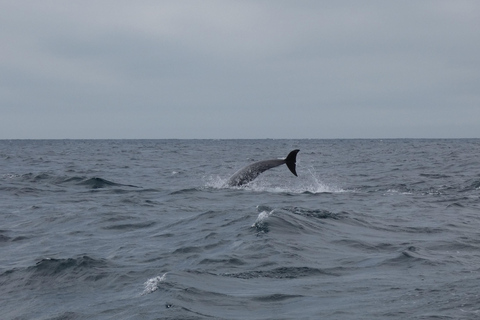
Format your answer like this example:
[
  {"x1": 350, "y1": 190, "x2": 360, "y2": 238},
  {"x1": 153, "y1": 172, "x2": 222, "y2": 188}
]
[{"x1": 1, "y1": 139, "x2": 480, "y2": 320}]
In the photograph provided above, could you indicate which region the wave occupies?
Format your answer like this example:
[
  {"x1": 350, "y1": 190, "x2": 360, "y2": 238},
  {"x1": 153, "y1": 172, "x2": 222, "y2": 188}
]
[
  {"x1": 0, "y1": 229, "x2": 30, "y2": 243},
  {"x1": 5, "y1": 172, "x2": 140, "y2": 190},
  {"x1": 252, "y1": 293, "x2": 304, "y2": 302},
  {"x1": 0, "y1": 255, "x2": 113, "y2": 291},
  {"x1": 419, "y1": 173, "x2": 451, "y2": 179},
  {"x1": 169, "y1": 187, "x2": 203, "y2": 195},
  {"x1": 380, "y1": 246, "x2": 441, "y2": 267},
  {"x1": 75, "y1": 177, "x2": 120, "y2": 189},
  {"x1": 102, "y1": 221, "x2": 156, "y2": 231},
  {"x1": 252, "y1": 210, "x2": 274, "y2": 233},
  {"x1": 29, "y1": 256, "x2": 111, "y2": 279},
  {"x1": 68, "y1": 177, "x2": 140, "y2": 189},
  {"x1": 223, "y1": 266, "x2": 336, "y2": 279},
  {"x1": 462, "y1": 179, "x2": 480, "y2": 192},
  {"x1": 252, "y1": 206, "x2": 344, "y2": 234},
  {"x1": 285, "y1": 206, "x2": 344, "y2": 219}
]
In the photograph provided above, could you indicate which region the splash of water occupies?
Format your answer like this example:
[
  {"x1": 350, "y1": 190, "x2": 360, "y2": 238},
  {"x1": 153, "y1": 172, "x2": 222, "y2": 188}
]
[
  {"x1": 204, "y1": 175, "x2": 228, "y2": 189},
  {"x1": 252, "y1": 210, "x2": 274, "y2": 233},
  {"x1": 205, "y1": 167, "x2": 344, "y2": 194},
  {"x1": 141, "y1": 273, "x2": 167, "y2": 296}
]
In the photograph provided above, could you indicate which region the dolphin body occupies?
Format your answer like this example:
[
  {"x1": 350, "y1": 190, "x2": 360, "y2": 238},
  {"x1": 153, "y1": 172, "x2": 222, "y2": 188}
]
[{"x1": 226, "y1": 149, "x2": 300, "y2": 187}]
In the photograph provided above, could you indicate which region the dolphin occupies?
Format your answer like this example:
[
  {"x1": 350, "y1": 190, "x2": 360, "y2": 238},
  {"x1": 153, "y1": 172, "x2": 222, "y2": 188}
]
[{"x1": 226, "y1": 149, "x2": 300, "y2": 187}]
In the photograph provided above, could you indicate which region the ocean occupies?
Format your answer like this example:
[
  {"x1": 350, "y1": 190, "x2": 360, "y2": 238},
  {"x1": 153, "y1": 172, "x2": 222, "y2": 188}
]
[{"x1": 1, "y1": 139, "x2": 479, "y2": 319}]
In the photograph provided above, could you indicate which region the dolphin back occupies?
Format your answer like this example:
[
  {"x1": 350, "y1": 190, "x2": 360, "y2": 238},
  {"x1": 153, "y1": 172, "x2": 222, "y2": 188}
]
[
  {"x1": 226, "y1": 159, "x2": 283, "y2": 186},
  {"x1": 285, "y1": 149, "x2": 300, "y2": 177}
]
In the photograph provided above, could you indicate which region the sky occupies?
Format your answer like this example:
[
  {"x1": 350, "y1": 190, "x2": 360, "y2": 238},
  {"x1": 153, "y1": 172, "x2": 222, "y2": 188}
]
[{"x1": 1, "y1": 1, "x2": 479, "y2": 139}]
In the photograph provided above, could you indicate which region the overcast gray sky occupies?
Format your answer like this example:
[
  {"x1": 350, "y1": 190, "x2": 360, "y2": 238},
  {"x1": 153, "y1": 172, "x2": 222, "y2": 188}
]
[{"x1": 1, "y1": 1, "x2": 479, "y2": 139}]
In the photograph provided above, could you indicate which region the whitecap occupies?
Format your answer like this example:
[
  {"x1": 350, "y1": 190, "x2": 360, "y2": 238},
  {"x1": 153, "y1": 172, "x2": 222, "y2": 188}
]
[
  {"x1": 252, "y1": 210, "x2": 274, "y2": 233},
  {"x1": 141, "y1": 273, "x2": 167, "y2": 296}
]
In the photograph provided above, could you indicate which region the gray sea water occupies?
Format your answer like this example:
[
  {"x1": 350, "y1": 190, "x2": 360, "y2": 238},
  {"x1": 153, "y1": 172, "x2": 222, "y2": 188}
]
[{"x1": 1, "y1": 139, "x2": 480, "y2": 320}]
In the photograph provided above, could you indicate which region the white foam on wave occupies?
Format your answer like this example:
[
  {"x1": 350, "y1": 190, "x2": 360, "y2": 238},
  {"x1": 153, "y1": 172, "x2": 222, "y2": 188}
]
[
  {"x1": 3, "y1": 173, "x2": 21, "y2": 179},
  {"x1": 253, "y1": 210, "x2": 274, "y2": 226},
  {"x1": 252, "y1": 210, "x2": 275, "y2": 231},
  {"x1": 141, "y1": 273, "x2": 167, "y2": 296},
  {"x1": 385, "y1": 189, "x2": 413, "y2": 195}
]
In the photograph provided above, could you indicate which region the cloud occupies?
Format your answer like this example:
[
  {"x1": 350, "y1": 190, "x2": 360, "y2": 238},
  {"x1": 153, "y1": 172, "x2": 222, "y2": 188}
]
[{"x1": 1, "y1": 1, "x2": 479, "y2": 138}]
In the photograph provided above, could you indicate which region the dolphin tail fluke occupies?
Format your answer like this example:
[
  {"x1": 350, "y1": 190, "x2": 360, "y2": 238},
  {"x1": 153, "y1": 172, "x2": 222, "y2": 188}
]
[{"x1": 285, "y1": 149, "x2": 300, "y2": 177}]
